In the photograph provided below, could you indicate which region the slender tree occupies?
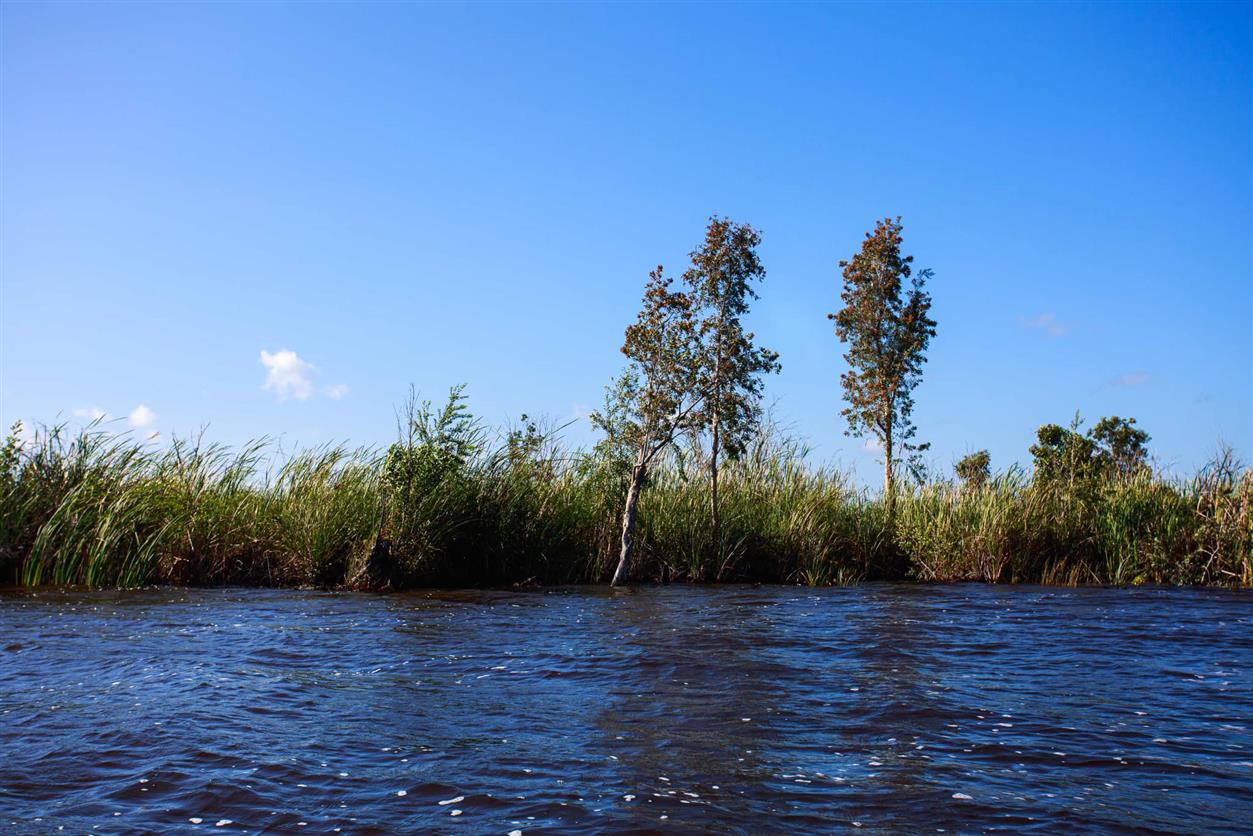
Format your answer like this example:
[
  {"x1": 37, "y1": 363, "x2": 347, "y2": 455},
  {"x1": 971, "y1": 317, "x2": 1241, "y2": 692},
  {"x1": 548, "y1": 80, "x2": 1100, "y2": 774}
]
[
  {"x1": 591, "y1": 267, "x2": 702, "y2": 586},
  {"x1": 830, "y1": 217, "x2": 937, "y2": 514},
  {"x1": 684, "y1": 217, "x2": 780, "y2": 548}
]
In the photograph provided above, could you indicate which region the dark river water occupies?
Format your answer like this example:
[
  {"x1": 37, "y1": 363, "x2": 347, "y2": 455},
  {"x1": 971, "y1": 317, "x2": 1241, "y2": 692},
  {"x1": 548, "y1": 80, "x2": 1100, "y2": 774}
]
[{"x1": 1, "y1": 585, "x2": 1250, "y2": 834}]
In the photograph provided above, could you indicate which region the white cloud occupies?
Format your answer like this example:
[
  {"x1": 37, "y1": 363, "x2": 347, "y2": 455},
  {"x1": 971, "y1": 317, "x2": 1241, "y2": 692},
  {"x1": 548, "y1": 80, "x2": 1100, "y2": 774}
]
[
  {"x1": 1110, "y1": 371, "x2": 1150, "y2": 388},
  {"x1": 260, "y1": 349, "x2": 349, "y2": 401},
  {"x1": 1024, "y1": 312, "x2": 1071, "y2": 338},
  {"x1": 260, "y1": 349, "x2": 315, "y2": 400},
  {"x1": 129, "y1": 404, "x2": 157, "y2": 428},
  {"x1": 74, "y1": 406, "x2": 108, "y2": 422}
]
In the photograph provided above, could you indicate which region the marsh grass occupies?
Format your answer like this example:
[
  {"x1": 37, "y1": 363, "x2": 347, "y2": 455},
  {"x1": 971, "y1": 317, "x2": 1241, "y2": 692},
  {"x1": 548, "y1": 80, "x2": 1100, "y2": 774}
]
[{"x1": 1, "y1": 421, "x2": 1248, "y2": 589}]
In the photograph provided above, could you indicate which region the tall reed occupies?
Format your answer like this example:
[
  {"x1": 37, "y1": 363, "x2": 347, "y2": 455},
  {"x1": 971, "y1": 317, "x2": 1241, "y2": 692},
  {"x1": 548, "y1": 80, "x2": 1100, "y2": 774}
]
[{"x1": 0, "y1": 420, "x2": 1248, "y2": 589}]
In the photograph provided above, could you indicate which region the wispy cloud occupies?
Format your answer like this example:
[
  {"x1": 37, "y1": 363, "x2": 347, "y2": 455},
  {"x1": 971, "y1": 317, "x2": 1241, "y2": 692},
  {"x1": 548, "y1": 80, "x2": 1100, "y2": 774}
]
[
  {"x1": 1109, "y1": 371, "x2": 1150, "y2": 388},
  {"x1": 571, "y1": 402, "x2": 592, "y2": 420},
  {"x1": 324, "y1": 383, "x2": 350, "y2": 400},
  {"x1": 71, "y1": 405, "x2": 156, "y2": 437},
  {"x1": 1023, "y1": 312, "x2": 1071, "y2": 338},
  {"x1": 260, "y1": 349, "x2": 315, "y2": 400}
]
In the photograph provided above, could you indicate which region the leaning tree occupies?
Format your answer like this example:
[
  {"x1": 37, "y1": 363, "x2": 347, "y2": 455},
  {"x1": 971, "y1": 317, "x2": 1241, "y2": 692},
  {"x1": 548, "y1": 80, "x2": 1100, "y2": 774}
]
[{"x1": 592, "y1": 267, "x2": 703, "y2": 586}]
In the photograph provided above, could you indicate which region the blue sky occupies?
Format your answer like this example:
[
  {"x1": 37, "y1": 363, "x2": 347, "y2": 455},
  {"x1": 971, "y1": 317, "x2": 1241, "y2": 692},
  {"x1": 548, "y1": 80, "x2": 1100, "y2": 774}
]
[{"x1": 2, "y1": 1, "x2": 1249, "y2": 482}]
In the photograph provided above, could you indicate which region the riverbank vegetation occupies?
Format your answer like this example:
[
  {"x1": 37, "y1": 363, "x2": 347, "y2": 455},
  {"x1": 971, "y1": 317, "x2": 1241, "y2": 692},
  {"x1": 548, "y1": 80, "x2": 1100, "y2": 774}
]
[
  {"x1": 3, "y1": 215, "x2": 1247, "y2": 590},
  {"x1": 1, "y1": 409, "x2": 1248, "y2": 590}
]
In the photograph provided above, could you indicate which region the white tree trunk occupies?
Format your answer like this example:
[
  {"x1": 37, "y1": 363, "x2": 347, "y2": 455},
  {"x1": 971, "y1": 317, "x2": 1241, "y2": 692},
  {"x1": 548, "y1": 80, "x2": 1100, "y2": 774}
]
[
  {"x1": 611, "y1": 449, "x2": 648, "y2": 586},
  {"x1": 710, "y1": 411, "x2": 720, "y2": 549},
  {"x1": 883, "y1": 419, "x2": 895, "y2": 520}
]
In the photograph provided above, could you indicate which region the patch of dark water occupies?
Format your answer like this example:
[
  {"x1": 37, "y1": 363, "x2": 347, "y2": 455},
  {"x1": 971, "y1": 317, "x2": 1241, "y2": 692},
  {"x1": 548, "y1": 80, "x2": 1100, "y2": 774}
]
[{"x1": 1, "y1": 584, "x2": 1250, "y2": 833}]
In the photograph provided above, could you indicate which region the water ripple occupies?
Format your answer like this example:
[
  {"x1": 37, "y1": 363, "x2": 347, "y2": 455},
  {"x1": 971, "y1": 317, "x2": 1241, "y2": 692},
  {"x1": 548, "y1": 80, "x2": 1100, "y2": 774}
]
[{"x1": 1, "y1": 584, "x2": 1250, "y2": 833}]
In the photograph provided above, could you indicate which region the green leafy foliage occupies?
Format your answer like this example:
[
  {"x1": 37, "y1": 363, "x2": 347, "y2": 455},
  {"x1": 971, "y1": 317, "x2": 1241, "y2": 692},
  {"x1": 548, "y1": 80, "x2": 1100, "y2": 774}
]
[
  {"x1": 955, "y1": 450, "x2": 991, "y2": 488},
  {"x1": 1031, "y1": 417, "x2": 1101, "y2": 484},
  {"x1": 1031, "y1": 414, "x2": 1152, "y2": 486},
  {"x1": 383, "y1": 385, "x2": 482, "y2": 503},
  {"x1": 1090, "y1": 415, "x2": 1151, "y2": 474}
]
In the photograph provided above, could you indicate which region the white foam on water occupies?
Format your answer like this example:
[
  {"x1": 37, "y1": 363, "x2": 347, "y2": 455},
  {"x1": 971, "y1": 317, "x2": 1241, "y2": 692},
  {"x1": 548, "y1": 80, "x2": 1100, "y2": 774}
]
[
  {"x1": 439, "y1": 796, "x2": 465, "y2": 805},
  {"x1": 952, "y1": 793, "x2": 972, "y2": 800}
]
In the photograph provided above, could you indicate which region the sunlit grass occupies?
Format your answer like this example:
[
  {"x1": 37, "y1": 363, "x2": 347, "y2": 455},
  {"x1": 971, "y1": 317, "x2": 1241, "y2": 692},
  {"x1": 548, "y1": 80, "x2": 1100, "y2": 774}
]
[{"x1": 1, "y1": 420, "x2": 1248, "y2": 589}]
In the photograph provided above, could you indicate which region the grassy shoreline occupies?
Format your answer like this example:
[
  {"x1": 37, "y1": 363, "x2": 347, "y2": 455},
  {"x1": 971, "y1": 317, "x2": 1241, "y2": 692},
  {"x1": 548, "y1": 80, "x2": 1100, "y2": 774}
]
[{"x1": 2, "y1": 422, "x2": 1249, "y2": 590}]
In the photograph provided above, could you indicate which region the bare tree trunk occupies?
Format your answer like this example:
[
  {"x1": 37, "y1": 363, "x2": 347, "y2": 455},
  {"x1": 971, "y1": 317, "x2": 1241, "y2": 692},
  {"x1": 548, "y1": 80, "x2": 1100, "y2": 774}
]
[
  {"x1": 709, "y1": 311, "x2": 725, "y2": 562},
  {"x1": 710, "y1": 411, "x2": 720, "y2": 554},
  {"x1": 883, "y1": 419, "x2": 895, "y2": 521},
  {"x1": 611, "y1": 449, "x2": 648, "y2": 586}
]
